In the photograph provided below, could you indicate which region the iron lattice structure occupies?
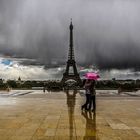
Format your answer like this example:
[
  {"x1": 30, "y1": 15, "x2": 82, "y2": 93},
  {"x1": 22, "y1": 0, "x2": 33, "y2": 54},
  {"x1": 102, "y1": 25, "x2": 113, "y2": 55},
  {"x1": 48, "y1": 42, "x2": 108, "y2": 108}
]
[{"x1": 61, "y1": 21, "x2": 82, "y2": 86}]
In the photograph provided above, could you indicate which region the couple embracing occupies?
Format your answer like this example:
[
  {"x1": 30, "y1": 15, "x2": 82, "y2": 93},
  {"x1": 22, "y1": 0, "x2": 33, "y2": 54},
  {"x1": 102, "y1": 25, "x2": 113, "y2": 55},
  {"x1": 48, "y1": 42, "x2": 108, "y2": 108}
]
[{"x1": 81, "y1": 72, "x2": 99, "y2": 112}]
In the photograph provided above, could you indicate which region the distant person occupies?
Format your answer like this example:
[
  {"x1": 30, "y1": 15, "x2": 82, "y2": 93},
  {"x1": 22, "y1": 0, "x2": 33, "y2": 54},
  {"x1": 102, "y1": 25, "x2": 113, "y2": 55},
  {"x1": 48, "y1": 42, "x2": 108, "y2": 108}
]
[
  {"x1": 118, "y1": 86, "x2": 122, "y2": 94},
  {"x1": 7, "y1": 86, "x2": 10, "y2": 92},
  {"x1": 43, "y1": 86, "x2": 45, "y2": 93}
]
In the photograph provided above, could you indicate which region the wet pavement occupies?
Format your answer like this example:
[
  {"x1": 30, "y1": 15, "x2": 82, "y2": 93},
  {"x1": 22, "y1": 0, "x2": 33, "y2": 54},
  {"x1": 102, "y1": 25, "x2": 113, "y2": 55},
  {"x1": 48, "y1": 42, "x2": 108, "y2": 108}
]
[{"x1": 0, "y1": 90, "x2": 140, "y2": 140}]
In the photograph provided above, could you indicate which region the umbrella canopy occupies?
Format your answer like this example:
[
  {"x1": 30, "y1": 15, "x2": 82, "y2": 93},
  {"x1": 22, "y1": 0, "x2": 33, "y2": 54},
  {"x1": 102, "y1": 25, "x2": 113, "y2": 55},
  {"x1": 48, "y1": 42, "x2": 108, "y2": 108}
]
[{"x1": 84, "y1": 72, "x2": 100, "y2": 80}]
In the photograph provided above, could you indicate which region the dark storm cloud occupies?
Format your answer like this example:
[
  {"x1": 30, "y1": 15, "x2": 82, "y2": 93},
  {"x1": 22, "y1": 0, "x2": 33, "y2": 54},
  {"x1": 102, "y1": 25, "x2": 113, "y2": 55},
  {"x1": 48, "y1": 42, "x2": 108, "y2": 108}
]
[{"x1": 0, "y1": 0, "x2": 140, "y2": 69}]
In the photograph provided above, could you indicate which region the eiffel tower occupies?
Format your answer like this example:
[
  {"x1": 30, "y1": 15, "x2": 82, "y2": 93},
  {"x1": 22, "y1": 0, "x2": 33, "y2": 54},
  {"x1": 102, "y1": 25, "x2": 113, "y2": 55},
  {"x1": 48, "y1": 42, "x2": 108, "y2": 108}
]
[{"x1": 61, "y1": 20, "x2": 82, "y2": 86}]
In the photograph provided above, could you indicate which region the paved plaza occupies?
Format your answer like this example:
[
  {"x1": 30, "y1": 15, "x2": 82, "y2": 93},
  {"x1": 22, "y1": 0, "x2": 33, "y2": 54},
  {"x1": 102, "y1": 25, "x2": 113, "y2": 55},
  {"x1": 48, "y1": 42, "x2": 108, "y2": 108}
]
[{"x1": 0, "y1": 90, "x2": 140, "y2": 140}]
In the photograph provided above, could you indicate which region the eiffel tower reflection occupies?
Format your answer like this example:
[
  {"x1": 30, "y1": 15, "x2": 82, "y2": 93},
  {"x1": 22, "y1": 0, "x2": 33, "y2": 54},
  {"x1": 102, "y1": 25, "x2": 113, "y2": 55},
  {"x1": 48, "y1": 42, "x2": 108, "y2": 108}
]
[
  {"x1": 65, "y1": 90, "x2": 96, "y2": 139},
  {"x1": 65, "y1": 90, "x2": 77, "y2": 139}
]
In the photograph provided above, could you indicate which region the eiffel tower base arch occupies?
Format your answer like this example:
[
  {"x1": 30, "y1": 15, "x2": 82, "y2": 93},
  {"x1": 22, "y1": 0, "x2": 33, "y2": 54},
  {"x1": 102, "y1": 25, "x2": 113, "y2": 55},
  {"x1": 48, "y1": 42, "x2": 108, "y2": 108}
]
[{"x1": 61, "y1": 73, "x2": 82, "y2": 87}]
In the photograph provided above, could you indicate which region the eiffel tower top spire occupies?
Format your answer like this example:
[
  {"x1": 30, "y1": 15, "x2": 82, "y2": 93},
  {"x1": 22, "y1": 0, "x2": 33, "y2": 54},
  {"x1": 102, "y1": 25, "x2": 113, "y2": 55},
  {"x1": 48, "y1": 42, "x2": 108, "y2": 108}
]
[{"x1": 68, "y1": 19, "x2": 75, "y2": 60}]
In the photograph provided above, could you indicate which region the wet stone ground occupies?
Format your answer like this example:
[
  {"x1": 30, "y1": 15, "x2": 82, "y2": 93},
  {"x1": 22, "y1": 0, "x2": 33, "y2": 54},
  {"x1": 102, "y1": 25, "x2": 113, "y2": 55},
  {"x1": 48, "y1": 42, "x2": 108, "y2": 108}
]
[{"x1": 0, "y1": 90, "x2": 140, "y2": 140}]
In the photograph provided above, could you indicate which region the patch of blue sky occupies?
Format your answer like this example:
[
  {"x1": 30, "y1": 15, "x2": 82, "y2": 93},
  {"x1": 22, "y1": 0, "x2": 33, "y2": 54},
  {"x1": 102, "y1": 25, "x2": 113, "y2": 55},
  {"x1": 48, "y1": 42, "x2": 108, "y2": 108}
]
[{"x1": 1, "y1": 59, "x2": 13, "y2": 66}]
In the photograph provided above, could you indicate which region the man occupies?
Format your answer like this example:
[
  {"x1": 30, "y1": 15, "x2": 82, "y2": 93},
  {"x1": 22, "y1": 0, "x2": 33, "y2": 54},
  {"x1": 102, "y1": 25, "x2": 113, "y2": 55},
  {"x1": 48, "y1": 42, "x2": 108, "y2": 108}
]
[{"x1": 81, "y1": 79, "x2": 96, "y2": 111}]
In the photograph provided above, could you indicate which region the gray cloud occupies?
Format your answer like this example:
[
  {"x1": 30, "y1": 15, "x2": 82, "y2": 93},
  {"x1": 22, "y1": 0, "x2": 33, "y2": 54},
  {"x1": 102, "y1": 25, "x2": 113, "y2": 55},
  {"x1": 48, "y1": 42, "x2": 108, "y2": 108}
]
[{"x1": 0, "y1": 0, "x2": 140, "y2": 69}]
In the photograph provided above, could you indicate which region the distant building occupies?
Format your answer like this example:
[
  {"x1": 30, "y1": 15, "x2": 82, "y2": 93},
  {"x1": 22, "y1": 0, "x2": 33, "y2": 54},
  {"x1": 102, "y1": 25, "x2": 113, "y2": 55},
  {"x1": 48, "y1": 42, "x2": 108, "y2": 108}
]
[{"x1": 18, "y1": 76, "x2": 21, "y2": 81}]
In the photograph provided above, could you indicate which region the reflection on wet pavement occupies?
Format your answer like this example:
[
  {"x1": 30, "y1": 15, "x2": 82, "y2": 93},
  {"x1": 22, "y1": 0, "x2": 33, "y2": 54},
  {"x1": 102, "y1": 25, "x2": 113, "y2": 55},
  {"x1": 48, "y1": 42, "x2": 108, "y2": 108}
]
[
  {"x1": 0, "y1": 90, "x2": 140, "y2": 140},
  {"x1": 65, "y1": 90, "x2": 77, "y2": 139},
  {"x1": 81, "y1": 111, "x2": 96, "y2": 140}
]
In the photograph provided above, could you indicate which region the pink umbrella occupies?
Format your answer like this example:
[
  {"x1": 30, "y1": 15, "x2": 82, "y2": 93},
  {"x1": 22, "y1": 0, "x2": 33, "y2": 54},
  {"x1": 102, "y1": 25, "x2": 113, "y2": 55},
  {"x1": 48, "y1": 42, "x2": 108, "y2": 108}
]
[{"x1": 84, "y1": 72, "x2": 100, "y2": 80}]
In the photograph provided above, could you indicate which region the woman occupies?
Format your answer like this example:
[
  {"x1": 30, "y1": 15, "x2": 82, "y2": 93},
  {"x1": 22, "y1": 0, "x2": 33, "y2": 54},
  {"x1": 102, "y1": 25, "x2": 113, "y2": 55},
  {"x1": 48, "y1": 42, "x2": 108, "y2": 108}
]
[
  {"x1": 88, "y1": 80, "x2": 96, "y2": 112},
  {"x1": 81, "y1": 79, "x2": 92, "y2": 111},
  {"x1": 81, "y1": 79, "x2": 96, "y2": 111}
]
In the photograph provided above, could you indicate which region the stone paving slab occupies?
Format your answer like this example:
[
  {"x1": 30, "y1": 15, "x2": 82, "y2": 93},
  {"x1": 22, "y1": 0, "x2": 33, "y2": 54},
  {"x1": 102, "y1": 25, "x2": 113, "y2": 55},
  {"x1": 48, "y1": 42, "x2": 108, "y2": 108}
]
[{"x1": 0, "y1": 90, "x2": 140, "y2": 140}]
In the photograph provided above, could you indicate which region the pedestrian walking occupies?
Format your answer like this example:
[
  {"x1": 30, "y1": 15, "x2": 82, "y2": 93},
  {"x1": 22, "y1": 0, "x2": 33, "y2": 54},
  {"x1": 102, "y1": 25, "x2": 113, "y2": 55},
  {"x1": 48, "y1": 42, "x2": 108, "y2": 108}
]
[{"x1": 43, "y1": 86, "x2": 45, "y2": 93}]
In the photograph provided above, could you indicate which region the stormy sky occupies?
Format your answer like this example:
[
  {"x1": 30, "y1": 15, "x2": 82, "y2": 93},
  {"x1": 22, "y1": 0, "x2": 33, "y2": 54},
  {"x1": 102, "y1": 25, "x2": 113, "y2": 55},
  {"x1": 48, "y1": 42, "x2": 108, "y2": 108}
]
[{"x1": 0, "y1": 0, "x2": 140, "y2": 79}]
